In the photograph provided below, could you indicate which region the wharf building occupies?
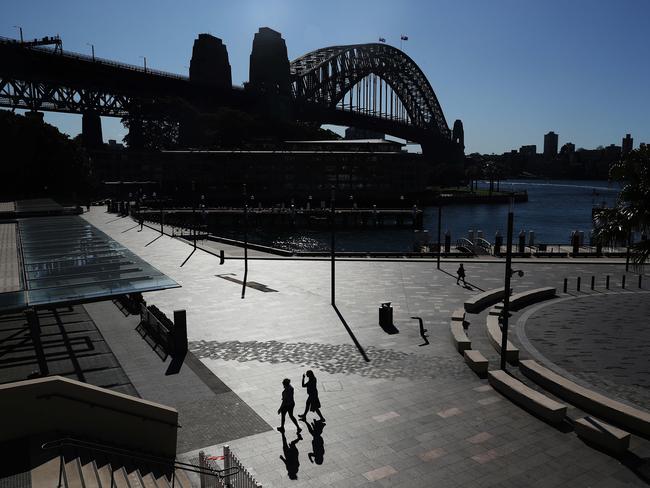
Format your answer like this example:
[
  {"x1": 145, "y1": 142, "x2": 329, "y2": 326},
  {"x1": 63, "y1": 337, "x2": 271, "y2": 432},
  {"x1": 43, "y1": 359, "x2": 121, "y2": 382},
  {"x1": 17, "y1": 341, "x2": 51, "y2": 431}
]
[{"x1": 93, "y1": 138, "x2": 430, "y2": 206}]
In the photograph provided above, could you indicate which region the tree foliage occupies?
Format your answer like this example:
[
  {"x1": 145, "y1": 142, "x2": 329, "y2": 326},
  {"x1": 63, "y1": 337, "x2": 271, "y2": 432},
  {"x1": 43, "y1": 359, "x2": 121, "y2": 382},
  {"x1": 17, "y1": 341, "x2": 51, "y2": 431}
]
[
  {"x1": 0, "y1": 110, "x2": 94, "y2": 201},
  {"x1": 593, "y1": 146, "x2": 650, "y2": 268}
]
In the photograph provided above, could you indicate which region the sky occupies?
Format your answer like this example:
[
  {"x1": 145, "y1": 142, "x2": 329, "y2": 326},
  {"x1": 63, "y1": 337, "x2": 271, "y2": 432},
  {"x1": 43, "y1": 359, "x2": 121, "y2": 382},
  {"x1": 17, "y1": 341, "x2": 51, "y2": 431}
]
[{"x1": 4, "y1": 0, "x2": 650, "y2": 154}]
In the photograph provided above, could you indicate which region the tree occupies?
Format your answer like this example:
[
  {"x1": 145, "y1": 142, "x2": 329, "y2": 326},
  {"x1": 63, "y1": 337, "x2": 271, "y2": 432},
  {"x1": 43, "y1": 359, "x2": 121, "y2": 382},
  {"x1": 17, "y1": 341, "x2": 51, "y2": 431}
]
[
  {"x1": 593, "y1": 146, "x2": 650, "y2": 268},
  {"x1": 0, "y1": 110, "x2": 94, "y2": 201}
]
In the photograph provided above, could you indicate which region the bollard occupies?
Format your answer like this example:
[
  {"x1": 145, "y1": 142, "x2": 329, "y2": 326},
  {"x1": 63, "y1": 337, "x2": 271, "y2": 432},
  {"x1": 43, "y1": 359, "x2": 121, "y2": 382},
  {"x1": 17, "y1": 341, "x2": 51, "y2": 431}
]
[
  {"x1": 606, "y1": 275, "x2": 610, "y2": 289},
  {"x1": 622, "y1": 275, "x2": 626, "y2": 289},
  {"x1": 219, "y1": 249, "x2": 225, "y2": 265},
  {"x1": 591, "y1": 276, "x2": 595, "y2": 290},
  {"x1": 563, "y1": 278, "x2": 568, "y2": 293},
  {"x1": 640, "y1": 274, "x2": 643, "y2": 289},
  {"x1": 577, "y1": 276, "x2": 581, "y2": 292}
]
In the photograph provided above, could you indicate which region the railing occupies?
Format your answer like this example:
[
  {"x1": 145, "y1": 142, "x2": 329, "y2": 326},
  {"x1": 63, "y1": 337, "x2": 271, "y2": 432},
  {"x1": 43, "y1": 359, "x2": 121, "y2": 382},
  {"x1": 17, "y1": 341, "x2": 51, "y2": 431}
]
[
  {"x1": 199, "y1": 446, "x2": 261, "y2": 488},
  {"x1": 474, "y1": 237, "x2": 492, "y2": 255},
  {"x1": 0, "y1": 35, "x2": 189, "y2": 81},
  {"x1": 42, "y1": 437, "x2": 238, "y2": 488}
]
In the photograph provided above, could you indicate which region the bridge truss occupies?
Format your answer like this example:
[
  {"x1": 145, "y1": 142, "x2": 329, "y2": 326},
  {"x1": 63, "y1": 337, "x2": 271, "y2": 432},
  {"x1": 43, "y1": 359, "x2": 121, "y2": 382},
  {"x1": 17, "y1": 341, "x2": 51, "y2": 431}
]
[{"x1": 290, "y1": 43, "x2": 451, "y2": 138}]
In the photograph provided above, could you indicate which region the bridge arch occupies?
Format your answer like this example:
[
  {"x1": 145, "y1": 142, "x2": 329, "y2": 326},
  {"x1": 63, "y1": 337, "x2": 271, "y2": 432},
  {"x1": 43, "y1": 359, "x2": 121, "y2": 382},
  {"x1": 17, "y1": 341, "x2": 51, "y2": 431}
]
[{"x1": 289, "y1": 43, "x2": 450, "y2": 138}]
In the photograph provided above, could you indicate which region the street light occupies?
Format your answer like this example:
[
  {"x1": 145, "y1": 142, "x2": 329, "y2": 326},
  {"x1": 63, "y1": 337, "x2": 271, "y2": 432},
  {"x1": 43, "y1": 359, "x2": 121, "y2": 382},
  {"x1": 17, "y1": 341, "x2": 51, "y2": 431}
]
[
  {"x1": 242, "y1": 184, "x2": 248, "y2": 299},
  {"x1": 331, "y1": 186, "x2": 336, "y2": 306},
  {"x1": 86, "y1": 42, "x2": 95, "y2": 61},
  {"x1": 139, "y1": 55, "x2": 147, "y2": 72},
  {"x1": 13, "y1": 25, "x2": 23, "y2": 43},
  {"x1": 500, "y1": 195, "x2": 524, "y2": 370}
]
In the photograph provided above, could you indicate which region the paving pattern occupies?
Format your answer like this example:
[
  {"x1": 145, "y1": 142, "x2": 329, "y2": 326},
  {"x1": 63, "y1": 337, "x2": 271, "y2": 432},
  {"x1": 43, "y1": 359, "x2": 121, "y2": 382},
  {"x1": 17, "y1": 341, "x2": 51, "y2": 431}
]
[
  {"x1": 518, "y1": 292, "x2": 650, "y2": 408},
  {"x1": 83, "y1": 207, "x2": 650, "y2": 488}
]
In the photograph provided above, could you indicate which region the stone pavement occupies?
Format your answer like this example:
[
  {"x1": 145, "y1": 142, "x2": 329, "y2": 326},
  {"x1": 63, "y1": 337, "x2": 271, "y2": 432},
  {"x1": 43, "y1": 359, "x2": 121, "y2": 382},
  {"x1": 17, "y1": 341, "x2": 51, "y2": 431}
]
[{"x1": 83, "y1": 207, "x2": 650, "y2": 487}]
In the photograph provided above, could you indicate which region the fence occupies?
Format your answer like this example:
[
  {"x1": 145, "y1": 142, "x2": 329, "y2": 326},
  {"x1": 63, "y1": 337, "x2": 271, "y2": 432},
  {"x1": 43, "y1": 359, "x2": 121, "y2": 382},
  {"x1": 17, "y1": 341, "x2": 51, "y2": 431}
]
[{"x1": 199, "y1": 446, "x2": 261, "y2": 488}]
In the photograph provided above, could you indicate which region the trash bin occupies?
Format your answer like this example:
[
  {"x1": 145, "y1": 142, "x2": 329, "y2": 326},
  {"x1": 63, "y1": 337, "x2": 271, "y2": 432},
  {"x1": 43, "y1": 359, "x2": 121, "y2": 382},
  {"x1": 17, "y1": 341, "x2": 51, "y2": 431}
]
[{"x1": 379, "y1": 302, "x2": 393, "y2": 328}]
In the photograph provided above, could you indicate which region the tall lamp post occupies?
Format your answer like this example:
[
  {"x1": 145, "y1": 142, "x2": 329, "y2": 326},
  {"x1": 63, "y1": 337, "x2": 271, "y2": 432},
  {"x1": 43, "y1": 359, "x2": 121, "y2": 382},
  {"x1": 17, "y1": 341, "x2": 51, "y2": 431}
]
[
  {"x1": 331, "y1": 186, "x2": 336, "y2": 306},
  {"x1": 500, "y1": 196, "x2": 524, "y2": 370},
  {"x1": 437, "y1": 205, "x2": 443, "y2": 269},
  {"x1": 13, "y1": 25, "x2": 23, "y2": 43},
  {"x1": 242, "y1": 184, "x2": 248, "y2": 299},
  {"x1": 86, "y1": 42, "x2": 95, "y2": 61}
]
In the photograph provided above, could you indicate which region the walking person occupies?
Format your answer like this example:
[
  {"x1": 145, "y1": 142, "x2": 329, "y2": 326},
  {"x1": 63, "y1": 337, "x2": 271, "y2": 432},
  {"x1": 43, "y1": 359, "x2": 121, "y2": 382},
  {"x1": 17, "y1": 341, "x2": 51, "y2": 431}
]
[
  {"x1": 456, "y1": 263, "x2": 466, "y2": 286},
  {"x1": 298, "y1": 370, "x2": 325, "y2": 422},
  {"x1": 277, "y1": 378, "x2": 301, "y2": 433}
]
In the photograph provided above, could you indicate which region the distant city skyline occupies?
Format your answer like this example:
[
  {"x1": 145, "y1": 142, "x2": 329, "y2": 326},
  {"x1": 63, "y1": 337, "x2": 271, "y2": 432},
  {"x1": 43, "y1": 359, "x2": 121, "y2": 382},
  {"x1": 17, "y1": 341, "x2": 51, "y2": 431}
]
[{"x1": 4, "y1": 0, "x2": 649, "y2": 154}]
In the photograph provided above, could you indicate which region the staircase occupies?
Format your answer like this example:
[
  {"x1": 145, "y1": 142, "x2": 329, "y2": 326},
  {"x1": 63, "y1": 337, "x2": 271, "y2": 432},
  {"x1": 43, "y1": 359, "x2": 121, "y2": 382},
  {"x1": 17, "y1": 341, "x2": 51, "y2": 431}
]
[{"x1": 30, "y1": 438, "x2": 220, "y2": 488}]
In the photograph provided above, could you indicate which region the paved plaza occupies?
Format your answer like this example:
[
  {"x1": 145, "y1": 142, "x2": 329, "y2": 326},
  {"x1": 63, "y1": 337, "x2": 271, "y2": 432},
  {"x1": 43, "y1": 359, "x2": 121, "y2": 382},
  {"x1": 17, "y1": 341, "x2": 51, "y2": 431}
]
[{"x1": 80, "y1": 207, "x2": 650, "y2": 487}]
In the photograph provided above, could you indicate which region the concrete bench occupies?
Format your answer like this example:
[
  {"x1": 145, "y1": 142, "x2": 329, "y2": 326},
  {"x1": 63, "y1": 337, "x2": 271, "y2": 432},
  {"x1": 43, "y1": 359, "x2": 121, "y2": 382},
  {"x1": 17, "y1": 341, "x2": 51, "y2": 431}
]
[
  {"x1": 450, "y1": 321, "x2": 471, "y2": 354},
  {"x1": 488, "y1": 370, "x2": 567, "y2": 424},
  {"x1": 486, "y1": 315, "x2": 519, "y2": 364},
  {"x1": 488, "y1": 305, "x2": 503, "y2": 316},
  {"x1": 451, "y1": 308, "x2": 466, "y2": 322},
  {"x1": 520, "y1": 359, "x2": 650, "y2": 438},
  {"x1": 575, "y1": 416, "x2": 630, "y2": 454},
  {"x1": 464, "y1": 287, "x2": 508, "y2": 314},
  {"x1": 464, "y1": 350, "x2": 488, "y2": 375},
  {"x1": 509, "y1": 287, "x2": 556, "y2": 311}
]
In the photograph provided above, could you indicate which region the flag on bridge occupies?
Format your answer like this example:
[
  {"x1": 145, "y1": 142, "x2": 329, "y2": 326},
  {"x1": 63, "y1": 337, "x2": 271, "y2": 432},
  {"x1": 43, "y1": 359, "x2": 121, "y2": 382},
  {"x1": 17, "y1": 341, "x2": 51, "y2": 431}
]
[
  {"x1": 400, "y1": 35, "x2": 409, "y2": 41},
  {"x1": 378, "y1": 37, "x2": 386, "y2": 43}
]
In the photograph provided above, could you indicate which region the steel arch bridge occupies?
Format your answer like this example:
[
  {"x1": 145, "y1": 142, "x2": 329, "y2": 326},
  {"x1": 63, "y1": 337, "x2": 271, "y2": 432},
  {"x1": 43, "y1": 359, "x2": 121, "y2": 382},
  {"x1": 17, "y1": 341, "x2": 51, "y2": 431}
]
[{"x1": 289, "y1": 43, "x2": 451, "y2": 141}]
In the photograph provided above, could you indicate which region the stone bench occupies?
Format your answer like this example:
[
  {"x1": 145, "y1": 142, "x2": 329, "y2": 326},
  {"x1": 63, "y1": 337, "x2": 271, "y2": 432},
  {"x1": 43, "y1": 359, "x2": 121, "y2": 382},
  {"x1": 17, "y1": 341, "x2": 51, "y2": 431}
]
[
  {"x1": 450, "y1": 321, "x2": 471, "y2": 354},
  {"x1": 520, "y1": 359, "x2": 650, "y2": 438},
  {"x1": 575, "y1": 416, "x2": 630, "y2": 454},
  {"x1": 451, "y1": 308, "x2": 466, "y2": 322},
  {"x1": 486, "y1": 315, "x2": 519, "y2": 364},
  {"x1": 464, "y1": 287, "x2": 508, "y2": 314},
  {"x1": 509, "y1": 287, "x2": 556, "y2": 311},
  {"x1": 464, "y1": 350, "x2": 488, "y2": 375},
  {"x1": 488, "y1": 370, "x2": 567, "y2": 424}
]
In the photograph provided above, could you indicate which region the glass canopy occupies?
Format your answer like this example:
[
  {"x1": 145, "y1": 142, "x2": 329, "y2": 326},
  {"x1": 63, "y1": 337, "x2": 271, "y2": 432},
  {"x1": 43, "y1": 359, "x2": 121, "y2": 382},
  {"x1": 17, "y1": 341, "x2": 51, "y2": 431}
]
[{"x1": 4, "y1": 215, "x2": 179, "y2": 311}]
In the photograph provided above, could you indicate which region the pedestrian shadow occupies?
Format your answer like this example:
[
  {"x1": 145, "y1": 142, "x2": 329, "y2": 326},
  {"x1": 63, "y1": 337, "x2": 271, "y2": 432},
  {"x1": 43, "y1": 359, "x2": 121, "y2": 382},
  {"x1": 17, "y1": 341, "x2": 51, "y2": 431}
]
[
  {"x1": 279, "y1": 431, "x2": 302, "y2": 480},
  {"x1": 439, "y1": 268, "x2": 485, "y2": 292},
  {"x1": 121, "y1": 224, "x2": 140, "y2": 233},
  {"x1": 303, "y1": 419, "x2": 326, "y2": 466}
]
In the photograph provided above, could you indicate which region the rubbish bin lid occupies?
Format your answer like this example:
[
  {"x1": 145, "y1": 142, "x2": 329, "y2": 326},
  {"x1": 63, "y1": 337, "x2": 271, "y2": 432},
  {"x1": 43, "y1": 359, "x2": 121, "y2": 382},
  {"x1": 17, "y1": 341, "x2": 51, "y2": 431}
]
[{"x1": 381, "y1": 302, "x2": 391, "y2": 308}]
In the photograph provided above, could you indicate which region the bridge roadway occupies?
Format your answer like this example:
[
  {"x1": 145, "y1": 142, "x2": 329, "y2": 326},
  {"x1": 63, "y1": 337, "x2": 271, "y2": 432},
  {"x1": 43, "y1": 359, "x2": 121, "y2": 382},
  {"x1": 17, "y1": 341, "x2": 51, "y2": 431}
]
[{"x1": 0, "y1": 35, "x2": 458, "y2": 159}]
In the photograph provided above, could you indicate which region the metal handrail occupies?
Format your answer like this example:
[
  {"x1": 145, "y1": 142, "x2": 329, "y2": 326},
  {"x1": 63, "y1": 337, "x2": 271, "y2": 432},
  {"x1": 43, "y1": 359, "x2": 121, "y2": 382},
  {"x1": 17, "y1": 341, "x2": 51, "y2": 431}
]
[
  {"x1": 0, "y1": 35, "x2": 188, "y2": 81},
  {"x1": 36, "y1": 393, "x2": 180, "y2": 428},
  {"x1": 42, "y1": 437, "x2": 238, "y2": 480}
]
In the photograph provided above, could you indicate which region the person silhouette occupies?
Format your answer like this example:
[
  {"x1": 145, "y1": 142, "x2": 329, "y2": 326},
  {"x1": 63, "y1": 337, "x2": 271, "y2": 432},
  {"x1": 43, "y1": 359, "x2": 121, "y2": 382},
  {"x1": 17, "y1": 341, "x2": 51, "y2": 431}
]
[
  {"x1": 277, "y1": 378, "x2": 301, "y2": 433},
  {"x1": 279, "y1": 431, "x2": 302, "y2": 480},
  {"x1": 456, "y1": 263, "x2": 466, "y2": 286},
  {"x1": 298, "y1": 370, "x2": 325, "y2": 422},
  {"x1": 306, "y1": 419, "x2": 326, "y2": 465}
]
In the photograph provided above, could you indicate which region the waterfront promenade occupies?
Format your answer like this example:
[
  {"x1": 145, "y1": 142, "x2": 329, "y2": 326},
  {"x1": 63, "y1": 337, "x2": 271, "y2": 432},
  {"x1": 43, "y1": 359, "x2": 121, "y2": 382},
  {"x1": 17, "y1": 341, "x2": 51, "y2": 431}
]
[{"x1": 81, "y1": 207, "x2": 650, "y2": 487}]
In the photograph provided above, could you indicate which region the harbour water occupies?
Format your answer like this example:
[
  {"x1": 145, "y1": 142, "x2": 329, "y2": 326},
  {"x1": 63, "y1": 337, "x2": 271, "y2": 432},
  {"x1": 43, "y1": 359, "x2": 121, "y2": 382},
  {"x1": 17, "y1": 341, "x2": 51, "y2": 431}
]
[{"x1": 220, "y1": 180, "x2": 622, "y2": 252}]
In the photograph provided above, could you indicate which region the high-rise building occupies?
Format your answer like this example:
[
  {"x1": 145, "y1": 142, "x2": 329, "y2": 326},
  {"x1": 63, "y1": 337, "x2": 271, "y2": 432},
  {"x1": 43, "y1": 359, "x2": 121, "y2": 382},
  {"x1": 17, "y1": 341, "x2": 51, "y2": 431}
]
[
  {"x1": 544, "y1": 131, "x2": 559, "y2": 158},
  {"x1": 519, "y1": 145, "x2": 536, "y2": 155},
  {"x1": 622, "y1": 133, "x2": 633, "y2": 155}
]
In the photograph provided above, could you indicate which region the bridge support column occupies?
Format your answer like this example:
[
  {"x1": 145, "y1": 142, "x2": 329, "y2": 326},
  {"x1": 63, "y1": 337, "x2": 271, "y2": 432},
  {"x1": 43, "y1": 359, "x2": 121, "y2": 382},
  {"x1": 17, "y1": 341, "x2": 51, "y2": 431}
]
[
  {"x1": 25, "y1": 110, "x2": 44, "y2": 122},
  {"x1": 82, "y1": 111, "x2": 103, "y2": 148}
]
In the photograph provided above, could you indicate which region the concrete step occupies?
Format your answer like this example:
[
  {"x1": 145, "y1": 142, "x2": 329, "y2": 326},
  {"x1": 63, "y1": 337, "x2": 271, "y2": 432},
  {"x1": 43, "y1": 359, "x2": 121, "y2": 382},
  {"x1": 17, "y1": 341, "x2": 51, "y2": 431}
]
[
  {"x1": 112, "y1": 467, "x2": 131, "y2": 488},
  {"x1": 139, "y1": 470, "x2": 161, "y2": 488},
  {"x1": 94, "y1": 458, "x2": 113, "y2": 488},
  {"x1": 79, "y1": 455, "x2": 102, "y2": 488},
  {"x1": 30, "y1": 455, "x2": 62, "y2": 488},
  {"x1": 125, "y1": 467, "x2": 145, "y2": 488},
  {"x1": 63, "y1": 455, "x2": 84, "y2": 488}
]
